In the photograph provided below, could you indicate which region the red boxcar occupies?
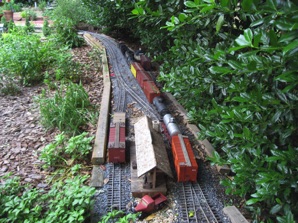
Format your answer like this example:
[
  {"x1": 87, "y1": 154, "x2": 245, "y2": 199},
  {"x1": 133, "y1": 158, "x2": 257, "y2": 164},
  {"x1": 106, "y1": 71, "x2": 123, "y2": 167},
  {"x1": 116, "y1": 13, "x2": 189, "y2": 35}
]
[
  {"x1": 130, "y1": 62, "x2": 144, "y2": 78},
  {"x1": 136, "y1": 70, "x2": 151, "y2": 88},
  {"x1": 143, "y1": 81, "x2": 161, "y2": 103},
  {"x1": 171, "y1": 134, "x2": 198, "y2": 182},
  {"x1": 108, "y1": 121, "x2": 126, "y2": 163}
]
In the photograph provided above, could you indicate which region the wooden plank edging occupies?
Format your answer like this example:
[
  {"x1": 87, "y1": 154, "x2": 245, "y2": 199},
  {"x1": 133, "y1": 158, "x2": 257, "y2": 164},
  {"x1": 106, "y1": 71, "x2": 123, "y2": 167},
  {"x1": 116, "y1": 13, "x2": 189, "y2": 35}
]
[{"x1": 84, "y1": 33, "x2": 111, "y2": 165}]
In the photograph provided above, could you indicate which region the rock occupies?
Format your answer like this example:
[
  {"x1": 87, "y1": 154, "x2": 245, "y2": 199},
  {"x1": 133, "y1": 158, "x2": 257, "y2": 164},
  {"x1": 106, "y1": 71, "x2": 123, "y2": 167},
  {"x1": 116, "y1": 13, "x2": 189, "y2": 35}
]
[
  {"x1": 28, "y1": 174, "x2": 42, "y2": 180},
  {"x1": 37, "y1": 183, "x2": 48, "y2": 188},
  {"x1": 1, "y1": 166, "x2": 8, "y2": 172},
  {"x1": 12, "y1": 148, "x2": 21, "y2": 155}
]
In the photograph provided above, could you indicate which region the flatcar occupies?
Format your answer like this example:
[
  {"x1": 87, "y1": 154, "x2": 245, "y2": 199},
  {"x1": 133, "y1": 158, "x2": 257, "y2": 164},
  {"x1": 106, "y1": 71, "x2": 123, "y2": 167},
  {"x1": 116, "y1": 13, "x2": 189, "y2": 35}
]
[
  {"x1": 108, "y1": 112, "x2": 126, "y2": 163},
  {"x1": 171, "y1": 134, "x2": 198, "y2": 182}
]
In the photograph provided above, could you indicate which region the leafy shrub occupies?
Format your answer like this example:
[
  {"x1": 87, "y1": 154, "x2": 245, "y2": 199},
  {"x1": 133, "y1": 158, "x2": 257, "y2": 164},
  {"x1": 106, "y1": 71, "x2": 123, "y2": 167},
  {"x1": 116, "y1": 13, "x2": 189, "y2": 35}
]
[
  {"x1": 0, "y1": 29, "x2": 82, "y2": 87},
  {"x1": 40, "y1": 132, "x2": 94, "y2": 169},
  {"x1": 38, "y1": 82, "x2": 93, "y2": 135},
  {"x1": 42, "y1": 18, "x2": 51, "y2": 36},
  {"x1": 0, "y1": 174, "x2": 95, "y2": 223},
  {"x1": 21, "y1": 9, "x2": 37, "y2": 21},
  {"x1": 0, "y1": 29, "x2": 57, "y2": 85},
  {"x1": 24, "y1": 16, "x2": 35, "y2": 33},
  {"x1": 51, "y1": 0, "x2": 95, "y2": 26},
  {"x1": 53, "y1": 17, "x2": 84, "y2": 48},
  {"x1": 154, "y1": 1, "x2": 298, "y2": 222},
  {"x1": 38, "y1": 0, "x2": 47, "y2": 12}
]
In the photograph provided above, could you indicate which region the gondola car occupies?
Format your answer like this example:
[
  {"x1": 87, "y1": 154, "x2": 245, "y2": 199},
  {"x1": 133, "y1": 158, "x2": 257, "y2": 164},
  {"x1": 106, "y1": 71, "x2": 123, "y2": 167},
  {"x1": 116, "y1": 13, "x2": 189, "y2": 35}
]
[
  {"x1": 108, "y1": 112, "x2": 126, "y2": 163},
  {"x1": 171, "y1": 134, "x2": 198, "y2": 182}
]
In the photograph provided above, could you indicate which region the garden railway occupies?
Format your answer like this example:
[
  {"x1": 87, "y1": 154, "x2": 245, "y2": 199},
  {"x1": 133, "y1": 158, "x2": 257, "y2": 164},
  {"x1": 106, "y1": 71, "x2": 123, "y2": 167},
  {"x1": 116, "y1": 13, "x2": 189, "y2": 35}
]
[
  {"x1": 83, "y1": 33, "x2": 248, "y2": 223},
  {"x1": 1, "y1": 1, "x2": 295, "y2": 222}
]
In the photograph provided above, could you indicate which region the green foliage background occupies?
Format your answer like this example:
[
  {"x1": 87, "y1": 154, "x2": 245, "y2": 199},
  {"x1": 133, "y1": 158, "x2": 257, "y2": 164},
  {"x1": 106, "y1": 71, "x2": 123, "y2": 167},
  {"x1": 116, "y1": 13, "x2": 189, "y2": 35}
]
[{"x1": 80, "y1": 0, "x2": 298, "y2": 222}]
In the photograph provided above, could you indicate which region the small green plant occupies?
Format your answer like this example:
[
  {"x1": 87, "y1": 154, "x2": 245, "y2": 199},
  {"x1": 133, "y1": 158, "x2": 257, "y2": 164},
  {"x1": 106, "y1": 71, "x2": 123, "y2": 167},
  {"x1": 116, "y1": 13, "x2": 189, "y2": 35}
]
[
  {"x1": 0, "y1": 174, "x2": 95, "y2": 223},
  {"x1": 24, "y1": 16, "x2": 34, "y2": 33},
  {"x1": 38, "y1": 0, "x2": 47, "y2": 12},
  {"x1": 0, "y1": 81, "x2": 21, "y2": 95},
  {"x1": 20, "y1": 9, "x2": 37, "y2": 21},
  {"x1": 99, "y1": 210, "x2": 140, "y2": 223},
  {"x1": 53, "y1": 17, "x2": 84, "y2": 48},
  {"x1": 39, "y1": 132, "x2": 94, "y2": 169},
  {"x1": 38, "y1": 82, "x2": 93, "y2": 135},
  {"x1": 42, "y1": 18, "x2": 51, "y2": 36}
]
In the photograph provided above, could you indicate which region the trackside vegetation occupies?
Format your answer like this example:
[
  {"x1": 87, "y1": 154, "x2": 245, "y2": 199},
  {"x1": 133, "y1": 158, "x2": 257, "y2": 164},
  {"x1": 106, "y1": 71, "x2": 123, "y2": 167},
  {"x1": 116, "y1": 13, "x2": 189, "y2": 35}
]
[
  {"x1": 80, "y1": 0, "x2": 298, "y2": 222},
  {"x1": 0, "y1": 1, "x2": 98, "y2": 222}
]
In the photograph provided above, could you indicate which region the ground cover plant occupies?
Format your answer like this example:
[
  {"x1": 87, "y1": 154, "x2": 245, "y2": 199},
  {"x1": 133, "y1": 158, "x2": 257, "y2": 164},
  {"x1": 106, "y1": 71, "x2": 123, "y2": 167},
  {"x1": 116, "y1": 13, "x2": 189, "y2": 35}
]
[
  {"x1": 0, "y1": 174, "x2": 95, "y2": 223},
  {"x1": 0, "y1": 4, "x2": 101, "y2": 222}
]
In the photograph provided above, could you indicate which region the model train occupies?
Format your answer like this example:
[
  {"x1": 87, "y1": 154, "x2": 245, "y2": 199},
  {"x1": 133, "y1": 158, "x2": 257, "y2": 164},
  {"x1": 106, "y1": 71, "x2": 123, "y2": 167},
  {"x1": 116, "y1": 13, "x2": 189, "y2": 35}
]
[{"x1": 108, "y1": 42, "x2": 198, "y2": 182}]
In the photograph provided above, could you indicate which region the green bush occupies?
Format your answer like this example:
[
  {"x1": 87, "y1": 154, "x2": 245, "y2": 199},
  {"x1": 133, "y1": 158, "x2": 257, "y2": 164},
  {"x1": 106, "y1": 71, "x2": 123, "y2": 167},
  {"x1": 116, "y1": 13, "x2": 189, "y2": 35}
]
[
  {"x1": 0, "y1": 174, "x2": 95, "y2": 223},
  {"x1": 154, "y1": 1, "x2": 298, "y2": 222},
  {"x1": 38, "y1": 82, "x2": 93, "y2": 135},
  {"x1": 0, "y1": 29, "x2": 82, "y2": 88},
  {"x1": 53, "y1": 17, "x2": 84, "y2": 48},
  {"x1": 51, "y1": 0, "x2": 94, "y2": 26},
  {"x1": 42, "y1": 18, "x2": 51, "y2": 36},
  {"x1": 21, "y1": 9, "x2": 37, "y2": 21}
]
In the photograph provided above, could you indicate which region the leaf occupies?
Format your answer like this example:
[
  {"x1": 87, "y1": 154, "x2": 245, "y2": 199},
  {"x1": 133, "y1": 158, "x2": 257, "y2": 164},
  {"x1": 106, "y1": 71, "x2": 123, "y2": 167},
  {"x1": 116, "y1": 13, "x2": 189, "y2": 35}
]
[
  {"x1": 200, "y1": 5, "x2": 215, "y2": 13},
  {"x1": 243, "y1": 127, "x2": 251, "y2": 139},
  {"x1": 209, "y1": 66, "x2": 233, "y2": 74},
  {"x1": 244, "y1": 28, "x2": 253, "y2": 43},
  {"x1": 227, "y1": 60, "x2": 242, "y2": 70},
  {"x1": 241, "y1": 0, "x2": 252, "y2": 11},
  {"x1": 232, "y1": 96, "x2": 249, "y2": 103},
  {"x1": 216, "y1": 15, "x2": 224, "y2": 33},
  {"x1": 235, "y1": 35, "x2": 251, "y2": 47},
  {"x1": 271, "y1": 111, "x2": 282, "y2": 123},
  {"x1": 246, "y1": 198, "x2": 259, "y2": 205},
  {"x1": 283, "y1": 40, "x2": 298, "y2": 55},
  {"x1": 131, "y1": 9, "x2": 139, "y2": 15},
  {"x1": 145, "y1": 213, "x2": 157, "y2": 220},
  {"x1": 220, "y1": 0, "x2": 229, "y2": 7},
  {"x1": 185, "y1": 1, "x2": 199, "y2": 8},
  {"x1": 179, "y1": 13, "x2": 187, "y2": 22},
  {"x1": 188, "y1": 210, "x2": 195, "y2": 217},
  {"x1": 250, "y1": 18, "x2": 264, "y2": 27}
]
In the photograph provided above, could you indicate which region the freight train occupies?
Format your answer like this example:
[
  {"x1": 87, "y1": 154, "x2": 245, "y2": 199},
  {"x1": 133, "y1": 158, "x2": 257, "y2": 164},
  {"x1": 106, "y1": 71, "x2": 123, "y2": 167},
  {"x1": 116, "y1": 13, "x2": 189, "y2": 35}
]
[{"x1": 108, "y1": 42, "x2": 198, "y2": 182}]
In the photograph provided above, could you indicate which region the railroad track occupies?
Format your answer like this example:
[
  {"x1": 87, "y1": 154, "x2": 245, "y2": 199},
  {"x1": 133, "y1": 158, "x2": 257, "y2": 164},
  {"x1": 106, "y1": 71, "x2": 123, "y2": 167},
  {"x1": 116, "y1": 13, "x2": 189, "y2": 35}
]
[
  {"x1": 106, "y1": 163, "x2": 131, "y2": 211},
  {"x1": 177, "y1": 182, "x2": 221, "y2": 223},
  {"x1": 90, "y1": 33, "x2": 160, "y2": 120},
  {"x1": 84, "y1": 32, "x2": 228, "y2": 223}
]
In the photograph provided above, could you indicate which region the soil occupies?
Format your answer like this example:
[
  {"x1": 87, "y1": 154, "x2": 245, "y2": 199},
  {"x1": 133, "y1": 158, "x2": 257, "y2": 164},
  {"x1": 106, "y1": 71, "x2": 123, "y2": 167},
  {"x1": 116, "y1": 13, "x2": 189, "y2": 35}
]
[{"x1": 0, "y1": 45, "x2": 103, "y2": 188}]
